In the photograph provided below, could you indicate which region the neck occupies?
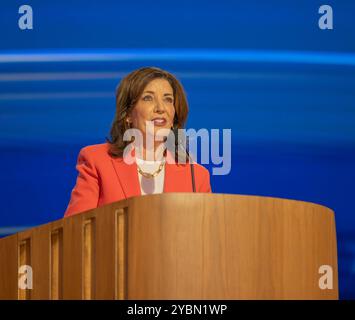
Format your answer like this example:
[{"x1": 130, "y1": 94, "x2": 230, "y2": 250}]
[{"x1": 134, "y1": 141, "x2": 165, "y2": 161}]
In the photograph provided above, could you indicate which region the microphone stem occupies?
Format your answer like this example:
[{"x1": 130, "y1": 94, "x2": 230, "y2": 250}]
[
  {"x1": 185, "y1": 149, "x2": 196, "y2": 193},
  {"x1": 174, "y1": 128, "x2": 196, "y2": 193}
]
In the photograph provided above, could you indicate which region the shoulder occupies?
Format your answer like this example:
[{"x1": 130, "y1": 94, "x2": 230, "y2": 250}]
[
  {"x1": 77, "y1": 142, "x2": 112, "y2": 164},
  {"x1": 192, "y1": 163, "x2": 212, "y2": 192},
  {"x1": 193, "y1": 163, "x2": 210, "y2": 180},
  {"x1": 79, "y1": 142, "x2": 110, "y2": 157}
]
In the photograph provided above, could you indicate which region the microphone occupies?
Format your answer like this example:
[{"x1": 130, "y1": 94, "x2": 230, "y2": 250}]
[{"x1": 172, "y1": 127, "x2": 196, "y2": 193}]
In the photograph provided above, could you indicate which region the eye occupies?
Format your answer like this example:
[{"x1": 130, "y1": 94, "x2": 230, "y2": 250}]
[
  {"x1": 142, "y1": 95, "x2": 153, "y2": 101},
  {"x1": 165, "y1": 97, "x2": 174, "y2": 103}
]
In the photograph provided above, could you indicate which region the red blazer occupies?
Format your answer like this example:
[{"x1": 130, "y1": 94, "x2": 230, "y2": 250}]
[{"x1": 64, "y1": 143, "x2": 212, "y2": 217}]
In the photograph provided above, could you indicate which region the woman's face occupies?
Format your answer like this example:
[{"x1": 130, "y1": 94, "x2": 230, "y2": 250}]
[{"x1": 128, "y1": 78, "x2": 175, "y2": 140}]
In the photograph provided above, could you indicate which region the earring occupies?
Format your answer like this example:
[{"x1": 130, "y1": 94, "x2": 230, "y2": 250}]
[{"x1": 125, "y1": 118, "x2": 132, "y2": 128}]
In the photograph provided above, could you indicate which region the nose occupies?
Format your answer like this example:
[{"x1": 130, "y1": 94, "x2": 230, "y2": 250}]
[{"x1": 154, "y1": 98, "x2": 165, "y2": 113}]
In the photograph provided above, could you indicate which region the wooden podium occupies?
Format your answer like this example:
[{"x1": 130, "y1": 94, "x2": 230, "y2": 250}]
[{"x1": 0, "y1": 193, "x2": 338, "y2": 300}]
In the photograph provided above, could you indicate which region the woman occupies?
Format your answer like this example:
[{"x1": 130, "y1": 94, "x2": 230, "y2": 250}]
[{"x1": 64, "y1": 67, "x2": 212, "y2": 217}]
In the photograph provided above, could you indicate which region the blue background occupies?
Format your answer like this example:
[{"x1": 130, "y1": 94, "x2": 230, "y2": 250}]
[{"x1": 0, "y1": 0, "x2": 354, "y2": 298}]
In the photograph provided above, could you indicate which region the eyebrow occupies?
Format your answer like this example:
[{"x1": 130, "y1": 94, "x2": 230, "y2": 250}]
[{"x1": 143, "y1": 91, "x2": 173, "y2": 96}]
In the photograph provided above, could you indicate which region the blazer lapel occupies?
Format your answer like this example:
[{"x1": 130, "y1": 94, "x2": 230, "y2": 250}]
[
  {"x1": 110, "y1": 148, "x2": 141, "y2": 199},
  {"x1": 110, "y1": 147, "x2": 191, "y2": 196}
]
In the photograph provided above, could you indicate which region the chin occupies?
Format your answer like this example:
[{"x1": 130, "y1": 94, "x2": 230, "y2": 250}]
[{"x1": 154, "y1": 127, "x2": 171, "y2": 138}]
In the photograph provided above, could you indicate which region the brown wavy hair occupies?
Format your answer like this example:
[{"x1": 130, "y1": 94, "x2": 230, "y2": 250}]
[{"x1": 106, "y1": 67, "x2": 189, "y2": 158}]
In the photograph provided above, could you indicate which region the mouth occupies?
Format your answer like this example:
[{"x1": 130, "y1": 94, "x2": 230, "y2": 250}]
[{"x1": 151, "y1": 117, "x2": 167, "y2": 127}]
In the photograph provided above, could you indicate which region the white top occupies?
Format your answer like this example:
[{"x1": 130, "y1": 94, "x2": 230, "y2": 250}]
[{"x1": 136, "y1": 157, "x2": 165, "y2": 195}]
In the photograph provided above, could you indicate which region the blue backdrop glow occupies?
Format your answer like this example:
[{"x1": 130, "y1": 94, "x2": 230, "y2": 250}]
[{"x1": 0, "y1": 0, "x2": 354, "y2": 298}]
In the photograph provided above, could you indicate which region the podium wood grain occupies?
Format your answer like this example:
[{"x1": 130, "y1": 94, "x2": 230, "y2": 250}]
[{"x1": 0, "y1": 193, "x2": 338, "y2": 299}]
